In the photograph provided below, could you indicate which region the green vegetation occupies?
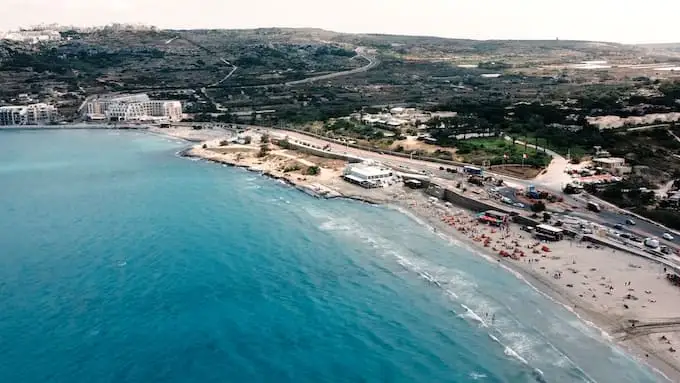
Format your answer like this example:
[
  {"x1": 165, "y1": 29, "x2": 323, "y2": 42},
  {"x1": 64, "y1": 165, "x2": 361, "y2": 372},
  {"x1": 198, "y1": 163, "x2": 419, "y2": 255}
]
[
  {"x1": 453, "y1": 138, "x2": 551, "y2": 167},
  {"x1": 305, "y1": 166, "x2": 321, "y2": 175},
  {"x1": 531, "y1": 201, "x2": 546, "y2": 212},
  {"x1": 257, "y1": 144, "x2": 269, "y2": 157},
  {"x1": 324, "y1": 119, "x2": 395, "y2": 141},
  {"x1": 283, "y1": 164, "x2": 301, "y2": 173}
]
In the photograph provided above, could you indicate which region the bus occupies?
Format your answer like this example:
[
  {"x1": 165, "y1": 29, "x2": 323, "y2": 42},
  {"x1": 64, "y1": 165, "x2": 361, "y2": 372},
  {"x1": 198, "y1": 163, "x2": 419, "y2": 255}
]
[
  {"x1": 535, "y1": 224, "x2": 564, "y2": 241},
  {"x1": 463, "y1": 166, "x2": 483, "y2": 176}
]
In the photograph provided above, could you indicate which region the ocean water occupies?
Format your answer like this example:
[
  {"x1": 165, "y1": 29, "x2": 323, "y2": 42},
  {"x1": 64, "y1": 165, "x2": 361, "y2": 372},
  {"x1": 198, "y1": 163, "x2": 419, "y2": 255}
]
[{"x1": 0, "y1": 130, "x2": 663, "y2": 382}]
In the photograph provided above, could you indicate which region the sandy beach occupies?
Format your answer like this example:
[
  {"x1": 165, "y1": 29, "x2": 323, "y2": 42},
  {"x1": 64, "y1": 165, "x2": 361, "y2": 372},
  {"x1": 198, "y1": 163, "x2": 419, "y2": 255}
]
[
  {"x1": 393, "y1": 189, "x2": 680, "y2": 382},
  {"x1": 155, "y1": 125, "x2": 680, "y2": 381}
]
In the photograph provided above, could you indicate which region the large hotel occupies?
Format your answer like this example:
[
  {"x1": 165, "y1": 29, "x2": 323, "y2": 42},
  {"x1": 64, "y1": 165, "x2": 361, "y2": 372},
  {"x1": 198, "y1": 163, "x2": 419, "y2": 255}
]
[
  {"x1": 83, "y1": 93, "x2": 183, "y2": 122},
  {"x1": 0, "y1": 103, "x2": 59, "y2": 126}
]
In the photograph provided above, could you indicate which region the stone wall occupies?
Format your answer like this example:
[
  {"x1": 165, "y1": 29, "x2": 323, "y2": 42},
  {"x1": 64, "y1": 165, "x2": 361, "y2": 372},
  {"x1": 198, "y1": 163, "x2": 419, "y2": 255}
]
[{"x1": 273, "y1": 138, "x2": 363, "y2": 163}]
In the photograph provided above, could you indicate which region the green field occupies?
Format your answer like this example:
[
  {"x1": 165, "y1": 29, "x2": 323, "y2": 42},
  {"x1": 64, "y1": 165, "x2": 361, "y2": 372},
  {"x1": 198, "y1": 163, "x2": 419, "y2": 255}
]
[{"x1": 456, "y1": 137, "x2": 551, "y2": 167}]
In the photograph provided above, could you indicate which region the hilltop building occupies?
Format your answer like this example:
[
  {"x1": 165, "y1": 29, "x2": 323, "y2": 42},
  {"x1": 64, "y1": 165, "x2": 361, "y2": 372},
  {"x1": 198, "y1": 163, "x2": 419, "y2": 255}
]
[
  {"x1": 83, "y1": 94, "x2": 183, "y2": 122},
  {"x1": 0, "y1": 103, "x2": 59, "y2": 126},
  {"x1": 0, "y1": 30, "x2": 61, "y2": 44}
]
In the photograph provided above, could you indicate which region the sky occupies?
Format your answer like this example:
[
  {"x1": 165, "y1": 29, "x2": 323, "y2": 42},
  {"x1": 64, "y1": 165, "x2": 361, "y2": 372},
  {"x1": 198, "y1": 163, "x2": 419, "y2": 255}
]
[{"x1": 3, "y1": 0, "x2": 680, "y2": 44}]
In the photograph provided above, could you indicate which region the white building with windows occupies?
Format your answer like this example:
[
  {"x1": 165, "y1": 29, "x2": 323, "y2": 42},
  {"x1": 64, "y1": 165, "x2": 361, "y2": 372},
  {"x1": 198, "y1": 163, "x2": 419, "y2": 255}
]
[
  {"x1": 0, "y1": 103, "x2": 58, "y2": 126},
  {"x1": 343, "y1": 163, "x2": 394, "y2": 188},
  {"x1": 83, "y1": 93, "x2": 183, "y2": 122}
]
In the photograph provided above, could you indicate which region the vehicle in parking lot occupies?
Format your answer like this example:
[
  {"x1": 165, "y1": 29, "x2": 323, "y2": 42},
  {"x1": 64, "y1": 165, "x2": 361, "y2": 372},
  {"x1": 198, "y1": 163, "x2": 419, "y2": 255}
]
[
  {"x1": 663, "y1": 233, "x2": 674, "y2": 241},
  {"x1": 587, "y1": 202, "x2": 601, "y2": 212}
]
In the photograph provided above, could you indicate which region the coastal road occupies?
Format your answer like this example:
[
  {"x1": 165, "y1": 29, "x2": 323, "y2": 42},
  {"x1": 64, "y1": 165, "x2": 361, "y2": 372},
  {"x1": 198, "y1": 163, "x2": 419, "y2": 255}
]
[{"x1": 269, "y1": 127, "x2": 680, "y2": 242}]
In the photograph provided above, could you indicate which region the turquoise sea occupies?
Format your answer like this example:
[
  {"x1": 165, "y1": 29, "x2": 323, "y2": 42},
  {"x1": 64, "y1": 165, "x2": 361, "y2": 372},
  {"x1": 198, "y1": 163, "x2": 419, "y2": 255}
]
[{"x1": 0, "y1": 130, "x2": 664, "y2": 382}]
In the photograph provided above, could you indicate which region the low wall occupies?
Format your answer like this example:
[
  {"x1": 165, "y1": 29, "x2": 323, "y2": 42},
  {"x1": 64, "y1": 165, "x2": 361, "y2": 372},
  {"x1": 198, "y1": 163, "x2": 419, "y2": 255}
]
[
  {"x1": 274, "y1": 138, "x2": 363, "y2": 163},
  {"x1": 426, "y1": 183, "x2": 512, "y2": 213},
  {"x1": 278, "y1": 127, "x2": 468, "y2": 167}
]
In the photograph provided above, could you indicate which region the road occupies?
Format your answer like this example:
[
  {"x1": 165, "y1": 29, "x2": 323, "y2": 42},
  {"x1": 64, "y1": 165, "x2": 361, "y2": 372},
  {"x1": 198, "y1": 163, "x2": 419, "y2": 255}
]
[
  {"x1": 284, "y1": 50, "x2": 379, "y2": 86},
  {"x1": 165, "y1": 34, "x2": 237, "y2": 88},
  {"x1": 504, "y1": 136, "x2": 571, "y2": 192},
  {"x1": 210, "y1": 65, "x2": 238, "y2": 87},
  {"x1": 267, "y1": 127, "x2": 680, "y2": 244}
]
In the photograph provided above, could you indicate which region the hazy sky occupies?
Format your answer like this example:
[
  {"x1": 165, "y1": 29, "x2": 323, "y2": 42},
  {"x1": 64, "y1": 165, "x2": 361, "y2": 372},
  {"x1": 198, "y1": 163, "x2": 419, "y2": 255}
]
[{"x1": 4, "y1": 0, "x2": 679, "y2": 44}]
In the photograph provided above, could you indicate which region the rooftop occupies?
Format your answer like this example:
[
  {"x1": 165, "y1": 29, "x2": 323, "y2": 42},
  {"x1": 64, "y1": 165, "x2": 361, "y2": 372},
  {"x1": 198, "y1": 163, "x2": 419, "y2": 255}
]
[
  {"x1": 350, "y1": 165, "x2": 393, "y2": 178},
  {"x1": 593, "y1": 157, "x2": 625, "y2": 164}
]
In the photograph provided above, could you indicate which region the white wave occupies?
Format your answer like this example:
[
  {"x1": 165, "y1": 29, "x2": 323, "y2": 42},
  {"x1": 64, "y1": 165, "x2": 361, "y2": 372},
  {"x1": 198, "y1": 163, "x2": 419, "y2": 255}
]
[
  {"x1": 469, "y1": 372, "x2": 487, "y2": 380},
  {"x1": 504, "y1": 346, "x2": 529, "y2": 365},
  {"x1": 306, "y1": 207, "x2": 599, "y2": 380},
  {"x1": 459, "y1": 304, "x2": 488, "y2": 327}
]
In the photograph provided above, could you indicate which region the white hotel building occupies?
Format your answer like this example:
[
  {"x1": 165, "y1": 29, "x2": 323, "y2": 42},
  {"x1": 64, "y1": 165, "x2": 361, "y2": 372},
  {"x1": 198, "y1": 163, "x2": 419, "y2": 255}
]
[
  {"x1": 0, "y1": 103, "x2": 59, "y2": 126},
  {"x1": 83, "y1": 94, "x2": 183, "y2": 122}
]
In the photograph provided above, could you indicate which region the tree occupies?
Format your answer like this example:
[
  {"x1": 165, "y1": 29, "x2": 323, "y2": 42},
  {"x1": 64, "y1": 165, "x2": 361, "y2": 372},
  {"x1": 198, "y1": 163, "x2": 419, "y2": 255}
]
[
  {"x1": 260, "y1": 133, "x2": 270, "y2": 144},
  {"x1": 531, "y1": 201, "x2": 546, "y2": 212},
  {"x1": 257, "y1": 144, "x2": 269, "y2": 158}
]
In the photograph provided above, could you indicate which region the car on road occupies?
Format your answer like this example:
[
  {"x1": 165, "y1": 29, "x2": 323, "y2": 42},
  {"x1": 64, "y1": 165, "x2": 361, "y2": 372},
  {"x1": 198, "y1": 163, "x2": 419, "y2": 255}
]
[
  {"x1": 614, "y1": 224, "x2": 624, "y2": 230},
  {"x1": 619, "y1": 233, "x2": 632, "y2": 240},
  {"x1": 625, "y1": 219, "x2": 636, "y2": 225},
  {"x1": 513, "y1": 202, "x2": 525, "y2": 208},
  {"x1": 663, "y1": 233, "x2": 675, "y2": 241}
]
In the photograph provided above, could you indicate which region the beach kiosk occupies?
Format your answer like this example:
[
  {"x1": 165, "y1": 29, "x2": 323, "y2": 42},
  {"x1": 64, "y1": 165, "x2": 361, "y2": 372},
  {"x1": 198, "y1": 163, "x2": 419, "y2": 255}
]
[{"x1": 477, "y1": 210, "x2": 508, "y2": 227}]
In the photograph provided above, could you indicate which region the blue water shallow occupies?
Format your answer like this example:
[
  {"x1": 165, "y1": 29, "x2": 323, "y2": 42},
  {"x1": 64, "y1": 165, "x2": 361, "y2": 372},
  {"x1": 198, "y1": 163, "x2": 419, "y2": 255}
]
[{"x1": 0, "y1": 130, "x2": 663, "y2": 382}]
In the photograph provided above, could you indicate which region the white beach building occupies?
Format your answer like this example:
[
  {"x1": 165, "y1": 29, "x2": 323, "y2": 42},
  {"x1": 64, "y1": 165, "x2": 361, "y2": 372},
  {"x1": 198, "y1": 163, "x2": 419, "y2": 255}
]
[{"x1": 343, "y1": 163, "x2": 394, "y2": 188}]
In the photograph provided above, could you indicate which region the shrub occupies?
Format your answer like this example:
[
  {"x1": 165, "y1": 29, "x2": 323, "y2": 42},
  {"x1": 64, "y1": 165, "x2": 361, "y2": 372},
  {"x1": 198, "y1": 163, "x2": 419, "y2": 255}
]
[{"x1": 306, "y1": 166, "x2": 321, "y2": 176}]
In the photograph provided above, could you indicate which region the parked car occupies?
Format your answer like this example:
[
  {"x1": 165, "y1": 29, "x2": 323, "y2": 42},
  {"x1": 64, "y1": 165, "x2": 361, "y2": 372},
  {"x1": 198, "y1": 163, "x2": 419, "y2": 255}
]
[
  {"x1": 663, "y1": 233, "x2": 674, "y2": 241},
  {"x1": 619, "y1": 233, "x2": 632, "y2": 239},
  {"x1": 625, "y1": 219, "x2": 636, "y2": 225}
]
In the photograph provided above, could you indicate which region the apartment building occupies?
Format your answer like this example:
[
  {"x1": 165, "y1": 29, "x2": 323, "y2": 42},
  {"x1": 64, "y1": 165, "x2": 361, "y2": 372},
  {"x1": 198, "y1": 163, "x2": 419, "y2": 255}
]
[
  {"x1": 83, "y1": 94, "x2": 183, "y2": 122},
  {"x1": 0, "y1": 103, "x2": 59, "y2": 126}
]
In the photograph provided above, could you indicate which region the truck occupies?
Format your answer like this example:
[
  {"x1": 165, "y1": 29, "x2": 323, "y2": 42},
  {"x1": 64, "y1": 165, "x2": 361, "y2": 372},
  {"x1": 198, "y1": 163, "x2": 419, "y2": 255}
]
[{"x1": 587, "y1": 202, "x2": 601, "y2": 213}]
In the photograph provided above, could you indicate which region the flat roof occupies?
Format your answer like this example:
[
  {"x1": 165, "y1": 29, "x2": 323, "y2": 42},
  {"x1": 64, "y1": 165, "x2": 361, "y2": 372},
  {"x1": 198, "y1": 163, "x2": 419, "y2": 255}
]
[
  {"x1": 536, "y1": 224, "x2": 564, "y2": 233},
  {"x1": 350, "y1": 165, "x2": 392, "y2": 178},
  {"x1": 593, "y1": 157, "x2": 625, "y2": 164}
]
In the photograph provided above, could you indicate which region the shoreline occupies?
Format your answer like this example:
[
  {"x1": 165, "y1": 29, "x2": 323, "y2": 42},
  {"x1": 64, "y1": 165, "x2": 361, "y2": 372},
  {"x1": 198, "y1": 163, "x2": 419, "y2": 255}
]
[
  {"x1": 391, "y1": 196, "x2": 680, "y2": 382},
  {"x1": 160, "y1": 128, "x2": 678, "y2": 380}
]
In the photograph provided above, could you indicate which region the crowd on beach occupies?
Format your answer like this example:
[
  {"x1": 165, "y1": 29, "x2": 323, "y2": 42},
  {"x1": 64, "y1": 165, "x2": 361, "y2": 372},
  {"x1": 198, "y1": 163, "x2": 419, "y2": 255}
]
[{"x1": 385, "y1": 188, "x2": 680, "y2": 378}]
